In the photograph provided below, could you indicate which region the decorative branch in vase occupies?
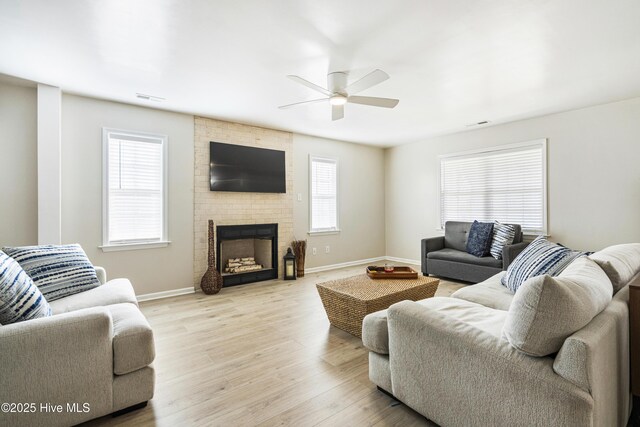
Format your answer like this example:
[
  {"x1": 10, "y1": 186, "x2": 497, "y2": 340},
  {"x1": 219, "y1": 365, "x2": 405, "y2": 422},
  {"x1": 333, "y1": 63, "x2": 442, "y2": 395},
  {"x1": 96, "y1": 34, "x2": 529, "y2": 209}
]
[
  {"x1": 201, "y1": 220, "x2": 223, "y2": 295},
  {"x1": 291, "y1": 239, "x2": 307, "y2": 278}
]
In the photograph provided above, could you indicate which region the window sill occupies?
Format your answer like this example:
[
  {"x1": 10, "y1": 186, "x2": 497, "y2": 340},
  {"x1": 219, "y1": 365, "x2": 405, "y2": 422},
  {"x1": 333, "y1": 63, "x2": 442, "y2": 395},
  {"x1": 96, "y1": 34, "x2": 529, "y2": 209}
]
[
  {"x1": 100, "y1": 241, "x2": 171, "y2": 252},
  {"x1": 308, "y1": 229, "x2": 341, "y2": 236}
]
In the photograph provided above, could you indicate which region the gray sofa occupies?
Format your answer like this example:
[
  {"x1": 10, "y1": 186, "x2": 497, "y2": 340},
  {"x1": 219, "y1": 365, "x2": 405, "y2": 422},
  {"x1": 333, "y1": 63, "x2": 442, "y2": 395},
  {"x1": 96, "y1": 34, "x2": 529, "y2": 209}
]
[
  {"x1": 421, "y1": 221, "x2": 527, "y2": 283},
  {"x1": 363, "y1": 243, "x2": 640, "y2": 426},
  {"x1": 0, "y1": 267, "x2": 155, "y2": 427}
]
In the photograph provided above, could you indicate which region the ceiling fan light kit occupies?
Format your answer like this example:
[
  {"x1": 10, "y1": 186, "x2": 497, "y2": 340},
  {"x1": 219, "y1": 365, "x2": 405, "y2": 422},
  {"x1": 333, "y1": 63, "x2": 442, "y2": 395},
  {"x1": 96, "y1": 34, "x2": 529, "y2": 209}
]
[
  {"x1": 329, "y1": 95, "x2": 347, "y2": 106},
  {"x1": 279, "y1": 69, "x2": 399, "y2": 121}
]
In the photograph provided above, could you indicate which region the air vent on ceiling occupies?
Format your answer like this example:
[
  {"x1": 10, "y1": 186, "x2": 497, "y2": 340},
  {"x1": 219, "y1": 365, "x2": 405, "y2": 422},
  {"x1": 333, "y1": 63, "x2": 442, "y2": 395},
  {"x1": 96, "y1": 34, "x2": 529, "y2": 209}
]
[
  {"x1": 136, "y1": 93, "x2": 165, "y2": 102},
  {"x1": 466, "y1": 120, "x2": 490, "y2": 127}
]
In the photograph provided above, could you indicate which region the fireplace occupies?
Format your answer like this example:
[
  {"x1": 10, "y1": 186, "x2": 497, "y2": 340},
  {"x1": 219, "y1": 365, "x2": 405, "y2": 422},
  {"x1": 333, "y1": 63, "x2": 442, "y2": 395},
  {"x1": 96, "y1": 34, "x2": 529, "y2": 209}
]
[{"x1": 216, "y1": 223, "x2": 278, "y2": 287}]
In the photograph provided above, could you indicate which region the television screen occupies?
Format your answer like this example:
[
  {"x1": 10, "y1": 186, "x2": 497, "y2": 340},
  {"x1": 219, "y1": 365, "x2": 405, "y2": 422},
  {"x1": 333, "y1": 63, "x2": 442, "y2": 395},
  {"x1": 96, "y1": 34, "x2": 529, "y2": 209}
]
[{"x1": 209, "y1": 142, "x2": 286, "y2": 193}]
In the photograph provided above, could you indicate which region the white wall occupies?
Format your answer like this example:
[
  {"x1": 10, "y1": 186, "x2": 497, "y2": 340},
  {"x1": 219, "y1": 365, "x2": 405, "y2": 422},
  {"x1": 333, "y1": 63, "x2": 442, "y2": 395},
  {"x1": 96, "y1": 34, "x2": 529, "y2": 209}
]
[
  {"x1": 61, "y1": 94, "x2": 194, "y2": 296},
  {"x1": 293, "y1": 133, "x2": 385, "y2": 267},
  {"x1": 385, "y1": 97, "x2": 640, "y2": 260},
  {"x1": 0, "y1": 81, "x2": 38, "y2": 246},
  {"x1": 36, "y1": 84, "x2": 62, "y2": 244}
]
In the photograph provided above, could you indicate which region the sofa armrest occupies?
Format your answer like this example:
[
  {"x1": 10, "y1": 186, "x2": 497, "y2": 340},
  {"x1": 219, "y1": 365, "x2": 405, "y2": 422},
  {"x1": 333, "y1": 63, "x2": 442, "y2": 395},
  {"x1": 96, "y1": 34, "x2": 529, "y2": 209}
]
[
  {"x1": 0, "y1": 308, "x2": 115, "y2": 424},
  {"x1": 553, "y1": 286, "x2": 630, "y2": 425},
  {"x1": 95, "y1": 265, "x2": 107, "y2": 284},
  {"x1": 421, "y1": 236, "x2": 445, "y2": 275},
  {"x1": 386, "y1": 300, "x2": 592, "y2": 426},
  {"x1": 502, "y1": 241, "x2": 529, "y2": 270}
]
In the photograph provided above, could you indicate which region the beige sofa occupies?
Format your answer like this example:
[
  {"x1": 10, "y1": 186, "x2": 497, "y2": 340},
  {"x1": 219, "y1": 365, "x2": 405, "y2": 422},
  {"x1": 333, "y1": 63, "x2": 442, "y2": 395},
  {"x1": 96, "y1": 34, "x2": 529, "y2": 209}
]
[
  {"x1": 0, "y1": 267, "x2": 155, "y2": 427},
  {"x1": 363, "y1": 245, "x2": 640, "y2": 426}
]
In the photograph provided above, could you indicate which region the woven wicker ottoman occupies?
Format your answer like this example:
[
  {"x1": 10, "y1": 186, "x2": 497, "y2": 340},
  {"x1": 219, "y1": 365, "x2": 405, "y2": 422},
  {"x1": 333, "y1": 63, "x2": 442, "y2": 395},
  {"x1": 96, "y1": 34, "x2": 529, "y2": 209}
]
[{"x1": 316, "y1": 274, "x2": 439, "y2": 338}]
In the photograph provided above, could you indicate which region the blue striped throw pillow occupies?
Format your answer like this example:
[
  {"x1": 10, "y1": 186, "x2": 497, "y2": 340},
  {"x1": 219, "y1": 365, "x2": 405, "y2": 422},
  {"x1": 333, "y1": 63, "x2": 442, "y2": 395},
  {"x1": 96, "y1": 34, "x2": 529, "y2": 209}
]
[
  {"x1": 3, "y1": 244, "x2": 100, "y2": 302},
  {"x1": 501, "y1": 236, "x2": 585, "y2": 293},
  {"x1": 0, "y1": 250, "x2": 52, "y2": 324},
  {"x1": 489, "y1": 221, "x2": 516, "y2": 260}
]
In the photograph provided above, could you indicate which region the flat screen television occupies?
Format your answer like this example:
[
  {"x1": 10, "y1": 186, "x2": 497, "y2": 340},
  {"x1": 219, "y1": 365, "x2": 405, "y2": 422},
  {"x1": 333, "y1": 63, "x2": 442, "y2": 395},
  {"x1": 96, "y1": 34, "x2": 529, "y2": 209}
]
[{"x1": 209, "y1": 142, "x2": 286, "y2": 193}]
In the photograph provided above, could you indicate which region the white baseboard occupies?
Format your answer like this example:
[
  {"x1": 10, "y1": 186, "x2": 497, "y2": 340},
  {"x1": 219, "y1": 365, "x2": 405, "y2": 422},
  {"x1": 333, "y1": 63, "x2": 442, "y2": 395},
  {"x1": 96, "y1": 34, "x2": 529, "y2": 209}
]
[
  {"x1": 304, "y1": 256, "x2": 422, "y2": 274},
  {"x1": 305, "y1": 256, "x2": 386, "y2": 274},
  {"x1": 137, "y1": 287, "x2": 195, "y2": 302},
  {"x1": 384, "y1": 256, "x2": 421, "y2": 266},
  {"x1": 136, "y1": 256, "x2": 419, "y2": 301}
]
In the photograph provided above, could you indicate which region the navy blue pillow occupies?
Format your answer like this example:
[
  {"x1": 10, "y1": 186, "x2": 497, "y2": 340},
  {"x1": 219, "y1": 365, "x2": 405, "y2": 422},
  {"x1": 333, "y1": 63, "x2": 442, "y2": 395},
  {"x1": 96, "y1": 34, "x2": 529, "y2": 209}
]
[{"x1": 466, "y1": 221, "x2": 494, "y2": 257}]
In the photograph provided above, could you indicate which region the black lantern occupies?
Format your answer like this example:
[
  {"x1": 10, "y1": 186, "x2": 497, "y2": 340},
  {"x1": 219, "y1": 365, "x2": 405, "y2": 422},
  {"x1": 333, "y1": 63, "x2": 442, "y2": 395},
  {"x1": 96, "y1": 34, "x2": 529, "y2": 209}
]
[{"x1": 284, "y1": 247, "x2": 296, "y2": 280}]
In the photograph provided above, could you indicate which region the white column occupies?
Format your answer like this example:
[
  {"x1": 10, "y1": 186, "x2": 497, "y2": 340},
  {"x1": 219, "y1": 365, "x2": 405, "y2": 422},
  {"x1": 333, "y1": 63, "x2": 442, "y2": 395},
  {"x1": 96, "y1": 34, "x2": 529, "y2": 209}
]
[{"x1": 37, "y1": 84, "x2": 62, "y2": 244}]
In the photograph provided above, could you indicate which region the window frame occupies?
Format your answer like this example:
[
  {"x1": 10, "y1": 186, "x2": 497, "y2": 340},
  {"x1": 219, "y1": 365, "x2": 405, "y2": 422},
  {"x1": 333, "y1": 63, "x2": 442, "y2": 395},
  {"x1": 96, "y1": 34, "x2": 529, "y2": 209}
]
[
  {"x1": 437, "y1": 139, "x2": 548, "y2": 236},
  {"x1": 101, "y1": 127, "x2": 170, "y2": 252},
  {"x1": 308, "y1": 155, "x2": 340, "y2": 235}
]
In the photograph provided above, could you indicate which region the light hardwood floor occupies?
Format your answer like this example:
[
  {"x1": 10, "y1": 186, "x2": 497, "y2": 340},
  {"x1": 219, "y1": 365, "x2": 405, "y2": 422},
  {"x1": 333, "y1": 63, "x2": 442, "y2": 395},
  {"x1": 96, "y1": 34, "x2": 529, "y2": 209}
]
[{"x1": 84, "y1": 263, "x2": 464, "y2": 427}]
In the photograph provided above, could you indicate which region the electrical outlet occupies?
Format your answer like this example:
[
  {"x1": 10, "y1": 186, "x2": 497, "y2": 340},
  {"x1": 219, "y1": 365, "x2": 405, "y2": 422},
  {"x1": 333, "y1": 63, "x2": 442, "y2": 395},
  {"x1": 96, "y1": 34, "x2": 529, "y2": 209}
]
[
  {"x1": 325, "y1": 245, "x2": 330, "y2": 254},
  {"x1": 312, "y1": 247, "x2": 317, "y2": 255},
  {"x1": 297, "y1": 193, "x2": 302, "y2": 202}
]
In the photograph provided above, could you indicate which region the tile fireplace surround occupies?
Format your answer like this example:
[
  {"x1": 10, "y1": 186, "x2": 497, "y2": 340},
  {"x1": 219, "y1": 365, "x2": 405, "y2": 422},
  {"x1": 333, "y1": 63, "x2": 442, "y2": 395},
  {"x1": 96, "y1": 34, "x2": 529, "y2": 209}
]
[{"x1": 193, "y1": 117, "x2": 294, "y2": 289}]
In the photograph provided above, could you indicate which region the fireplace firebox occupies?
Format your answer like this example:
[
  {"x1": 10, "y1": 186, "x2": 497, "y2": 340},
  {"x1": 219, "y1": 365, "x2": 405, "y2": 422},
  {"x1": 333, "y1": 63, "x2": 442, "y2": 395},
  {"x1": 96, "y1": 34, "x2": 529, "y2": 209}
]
[{"x1": 216, "y1": 223, "x2": 278, "y2": 287}]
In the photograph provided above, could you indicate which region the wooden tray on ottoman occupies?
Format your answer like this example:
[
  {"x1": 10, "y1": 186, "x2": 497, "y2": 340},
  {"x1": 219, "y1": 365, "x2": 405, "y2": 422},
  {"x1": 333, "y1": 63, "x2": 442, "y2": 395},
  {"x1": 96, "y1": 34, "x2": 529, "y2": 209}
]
[
  {"x1": 316, "y1": 274, "x2": 439, "y2": 338},
  {"x1": 366, "y1": 266, "x2": 418, "y2": 279}
]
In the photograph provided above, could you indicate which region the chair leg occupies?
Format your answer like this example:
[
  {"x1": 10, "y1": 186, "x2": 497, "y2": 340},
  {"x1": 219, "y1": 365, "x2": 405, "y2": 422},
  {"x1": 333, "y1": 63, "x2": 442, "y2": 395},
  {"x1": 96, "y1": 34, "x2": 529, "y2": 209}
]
[
  {"x1": 377, "y1": 386, "x2": 395, "y2": 399},
  {"x1": 630, "y1": 396, "x2": 640, "y2": 427},
  {"x1": 112, "y1": 401, "x2": 148, "y2": 417}
]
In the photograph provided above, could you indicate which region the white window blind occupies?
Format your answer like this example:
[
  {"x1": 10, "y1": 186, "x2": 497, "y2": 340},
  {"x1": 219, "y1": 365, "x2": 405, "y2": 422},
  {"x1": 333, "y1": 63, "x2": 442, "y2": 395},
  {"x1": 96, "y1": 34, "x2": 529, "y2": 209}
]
[
  {"x1": 310, "y1": 156, "x2": 338, "y2": 232},
  {"x1": 439, "y1": 140, "x2": 547, "y2": 234},
  {"x1": 103, "y1": 129, "x2": 167, "y2": 247}
]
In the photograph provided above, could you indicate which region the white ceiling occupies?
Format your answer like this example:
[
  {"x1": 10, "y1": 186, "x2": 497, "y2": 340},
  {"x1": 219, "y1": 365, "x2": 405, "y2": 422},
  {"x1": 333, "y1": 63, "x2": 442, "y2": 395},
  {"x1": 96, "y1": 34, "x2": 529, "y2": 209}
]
[{"x1": 1, "y1": 0, "x2": 639, "y2": 146}]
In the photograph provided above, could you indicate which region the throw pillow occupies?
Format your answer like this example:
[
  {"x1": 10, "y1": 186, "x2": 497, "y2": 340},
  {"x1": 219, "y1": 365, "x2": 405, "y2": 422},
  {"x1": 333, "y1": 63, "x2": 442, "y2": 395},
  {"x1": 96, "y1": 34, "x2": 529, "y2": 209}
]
[
  {"x1": 489, "y1": 221, "x2": 516, "y2": 260},
  {"x1": 501, "y1": 236, "x2": 585, "y2": 293},
  {"x1": 3, "y1": 244, "x2": 100, "y2": 302},
  {"x1": 0, "y1": 250, "x2": 52, "y2": 324},
  {"x1": 466, "y1": 220, "x2": 494, "y2": 257},
  {"x1": 589, "y1": 243, "x2": 640, "y2": 294},
  {"x1": 503, "y1": 256, "x2": 613, "y2": 356}
]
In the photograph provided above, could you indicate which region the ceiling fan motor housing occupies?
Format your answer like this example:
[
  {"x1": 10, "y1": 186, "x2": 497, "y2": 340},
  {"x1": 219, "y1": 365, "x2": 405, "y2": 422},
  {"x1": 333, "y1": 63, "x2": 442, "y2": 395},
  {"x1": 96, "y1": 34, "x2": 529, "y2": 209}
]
[{"x1": 327, "y1": 71, "x2": 348, "y2": 94}]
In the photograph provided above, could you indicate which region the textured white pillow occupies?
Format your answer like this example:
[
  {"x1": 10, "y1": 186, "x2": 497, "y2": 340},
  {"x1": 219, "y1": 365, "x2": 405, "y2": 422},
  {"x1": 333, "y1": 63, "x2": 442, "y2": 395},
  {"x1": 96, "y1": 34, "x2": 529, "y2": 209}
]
[
  {"x1": 503, "y1": 256, "x2": 613, "y2": 357},
  {"x1": 589, "y1": 243, "x2": 640, "y2": 293}
]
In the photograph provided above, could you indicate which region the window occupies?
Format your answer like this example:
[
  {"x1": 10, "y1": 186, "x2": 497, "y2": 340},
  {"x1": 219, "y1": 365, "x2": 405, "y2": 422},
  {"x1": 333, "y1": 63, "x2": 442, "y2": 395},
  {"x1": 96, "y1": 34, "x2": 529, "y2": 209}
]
[
  {"x1": 309, "y1": 156, "x2": 339, "y2": 233},
  {"x1": 102, "y1": 128, "x2": 168, "y2": 251},
  {"x1": 439, "y1": 139, "x2": 547, "y2": 234}
]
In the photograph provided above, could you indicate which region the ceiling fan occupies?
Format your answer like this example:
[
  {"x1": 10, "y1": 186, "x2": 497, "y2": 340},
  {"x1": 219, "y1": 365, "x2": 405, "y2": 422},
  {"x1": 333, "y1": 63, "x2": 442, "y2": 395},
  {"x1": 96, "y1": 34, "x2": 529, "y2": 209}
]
[{"x1": 279, "y1": 69, "x2": 399, "y2": 121}]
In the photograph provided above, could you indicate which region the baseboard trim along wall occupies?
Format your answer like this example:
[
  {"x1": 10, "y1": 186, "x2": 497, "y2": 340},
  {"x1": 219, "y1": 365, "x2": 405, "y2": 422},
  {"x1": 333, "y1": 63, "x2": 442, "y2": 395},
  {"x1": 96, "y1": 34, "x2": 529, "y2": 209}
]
[
  {"x1": 384, "y1": 256, "x2": 421, "y2": 265},
  {"x1": 137, "y1": 287, "x2": 195, "y2": 302},
  {"x1": 136, "y1": 256, "x2": 419, "y2": 302},
  {"x1": 305, "y1": 257, "x2": 386, "y2": 274}
]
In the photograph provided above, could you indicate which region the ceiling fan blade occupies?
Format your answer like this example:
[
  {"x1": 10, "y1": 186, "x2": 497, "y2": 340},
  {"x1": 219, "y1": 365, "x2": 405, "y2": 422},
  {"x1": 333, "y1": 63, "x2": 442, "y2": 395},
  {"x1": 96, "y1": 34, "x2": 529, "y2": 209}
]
[
  {"x1": 345, "y1": 69, "x2": 389, "y2": 95},
  {"x1": 347, "y1": 96, "x2": 399, "y2": 108},
  {"x1": 287, "y1": 75, "x2": 332, "y2": 96},
  {"x1": 278, "y1": 98, "x2": 329, "y2": 109},
  {"x1": 332, "y1": 104, "x2": 344, "y2": 121}
]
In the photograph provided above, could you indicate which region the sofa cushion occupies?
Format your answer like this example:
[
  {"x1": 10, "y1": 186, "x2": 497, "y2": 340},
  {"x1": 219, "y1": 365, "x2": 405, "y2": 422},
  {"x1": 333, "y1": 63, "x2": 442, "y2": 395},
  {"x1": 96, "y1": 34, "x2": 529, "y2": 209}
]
[
  {"x1": 444, "y1": 221, "x2": 471, "y2": 252},
  {"x1": 489, "y1": 221, "x2": 516, "y2": 260},
  {"x1": 362, "y1": 297, "x2": 507, "y2": 355},
  {"x1": 452, "y1": 271, "x2": 514, "y2": 310},
  {"x1": 501, "y1": 236, "x2": 585, "y2": 293},
  {"x1": 427, "y1": 248, "x2": 502, "y2": 268},
  {"x1": 466, "y1": 220, "x2": 494, "y2": 257},
  {"x1": 503, "y1": 256, "x2": 613, "y2": 357},
  {"x1": 49, "y1": 278, "x2": 137, "y2": 314},
  {"x1": 107, "y1": 303, "x2": 155, "y2": 375},
  {"x1": 589, "y1": 243, "x2": 640, "y2": 293},
  {"x1": 3, "y1": 244, "x2": 100, "y2": 301},
  {"x1": 0, "y1": 251, "x2": 52, "y2": 324}
]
